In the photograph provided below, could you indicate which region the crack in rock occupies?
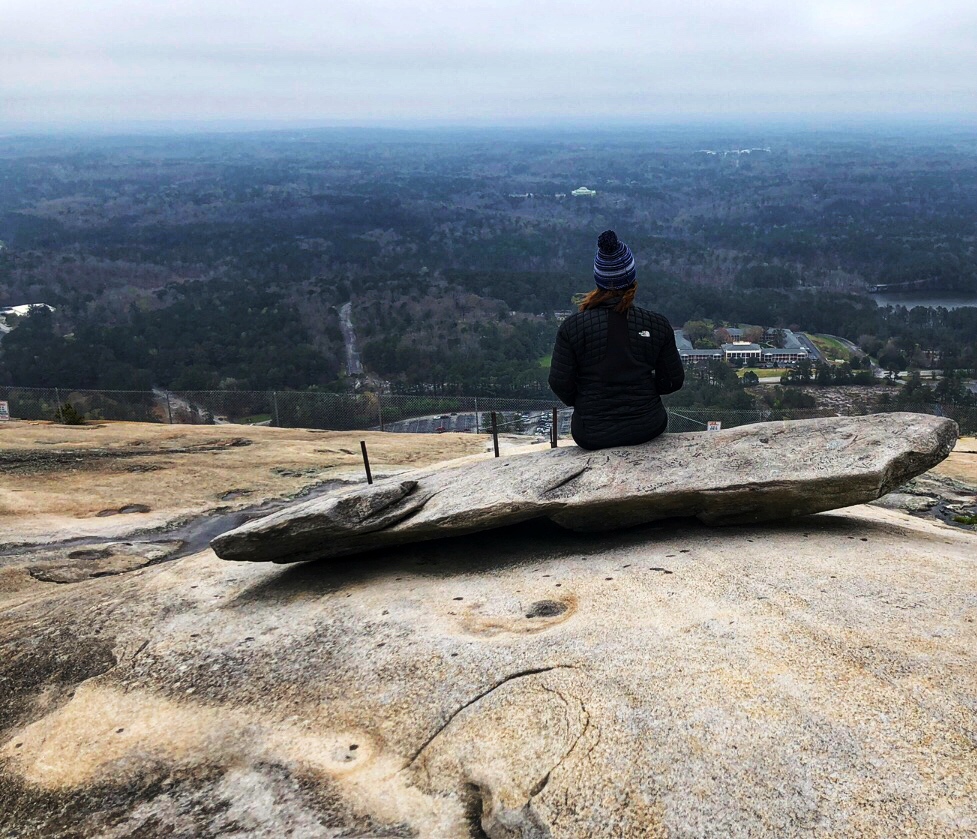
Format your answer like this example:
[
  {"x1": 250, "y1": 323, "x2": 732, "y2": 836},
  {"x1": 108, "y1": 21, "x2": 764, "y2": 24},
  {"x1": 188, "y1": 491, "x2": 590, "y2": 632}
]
[
  {"x1": 528, "y1": 686, "x2": 591, "y2": 805},
  {"x1": 542, "y1": 466, "x2": 590, "y2": 496},
  {"x1": 404, "y1": 665, "x2": 577, "y2": 768}
]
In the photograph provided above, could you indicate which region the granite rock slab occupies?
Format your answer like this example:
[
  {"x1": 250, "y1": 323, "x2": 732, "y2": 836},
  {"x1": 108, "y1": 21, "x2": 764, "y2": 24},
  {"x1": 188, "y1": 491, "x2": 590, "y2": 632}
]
[
  {"x1": 6, "y1": 505, "x2": 977, "y2": 837},
  {"x1": 212, "y1": 413, "x2": 958, "y2": 563},
  {"x1": 3, "y1": 426, "x2": 977, "y2": 837}
]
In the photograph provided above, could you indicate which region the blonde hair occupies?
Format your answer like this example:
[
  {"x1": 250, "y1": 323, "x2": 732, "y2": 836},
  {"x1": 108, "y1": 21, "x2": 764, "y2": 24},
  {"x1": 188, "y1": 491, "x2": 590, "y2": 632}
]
[{"x1": 577, "y1": 283, "x2": 637, "y2": 314}]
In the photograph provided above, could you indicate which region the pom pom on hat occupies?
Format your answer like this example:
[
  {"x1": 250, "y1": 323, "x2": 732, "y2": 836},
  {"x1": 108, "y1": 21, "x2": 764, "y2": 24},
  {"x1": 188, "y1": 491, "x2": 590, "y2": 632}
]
[
  {"x1": 597, "y1": 230, "x2": 619, "y2": 252},
  {"x1": 594, "y1": 229, "x2": 636, "y2": 290}
]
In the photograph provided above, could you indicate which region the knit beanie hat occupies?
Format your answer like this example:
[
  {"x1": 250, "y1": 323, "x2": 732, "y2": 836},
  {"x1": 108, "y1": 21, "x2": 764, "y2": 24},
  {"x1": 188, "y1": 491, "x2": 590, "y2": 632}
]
[{"x1": 593, "y1": 230, "x2": 636, "y2": 290}]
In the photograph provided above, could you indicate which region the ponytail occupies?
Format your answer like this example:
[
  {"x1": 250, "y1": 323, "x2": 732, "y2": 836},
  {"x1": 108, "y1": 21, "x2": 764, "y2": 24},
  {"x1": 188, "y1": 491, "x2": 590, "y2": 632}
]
[{"x1": 577, "y1": 284, "x2": 637, "y2": 314}]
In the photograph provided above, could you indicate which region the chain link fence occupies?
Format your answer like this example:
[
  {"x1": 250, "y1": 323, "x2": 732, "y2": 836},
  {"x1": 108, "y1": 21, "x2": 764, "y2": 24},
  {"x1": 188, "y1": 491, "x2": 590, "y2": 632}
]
[{"x1": 1, "y1": 385, "x2": 975, "y2": 436}]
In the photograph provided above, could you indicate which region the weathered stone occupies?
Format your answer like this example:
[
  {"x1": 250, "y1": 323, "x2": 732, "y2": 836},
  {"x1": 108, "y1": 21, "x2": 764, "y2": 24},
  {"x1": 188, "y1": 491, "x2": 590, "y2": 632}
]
[
  {"x1": 895, "y1": 472, "x2": 977, "y2": 505},
  {"x1": 212, "y1": 413, "x2": 958, "y2": 564},
  {"x1": 26, "y1": 541, "x2": 183, "y2": 584},
  {"x1": 871, "y1": 492, "x2": 939, "y2": 512},
  {"x1": 2, "y1": 421, "x2": 976, "y2": 837},
  {"x1": 4, "y1": 506, "x2": 977, "y2": 837}
]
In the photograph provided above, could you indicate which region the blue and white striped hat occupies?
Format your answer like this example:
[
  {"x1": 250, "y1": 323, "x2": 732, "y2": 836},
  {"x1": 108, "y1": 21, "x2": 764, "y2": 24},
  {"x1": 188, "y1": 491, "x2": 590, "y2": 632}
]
[{"x1": 593, "y1": 230, "x2": 636, "y2": 290}]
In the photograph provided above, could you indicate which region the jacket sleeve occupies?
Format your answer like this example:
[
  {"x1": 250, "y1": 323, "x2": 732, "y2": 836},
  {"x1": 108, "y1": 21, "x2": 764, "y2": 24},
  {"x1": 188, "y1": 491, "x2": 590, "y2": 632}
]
[
  {"x1": 548, "y1": 323, "x2": 578, "y2": 406},
  {"x1": 655, "y1": 327, "x2": 685, "y2": 395}
]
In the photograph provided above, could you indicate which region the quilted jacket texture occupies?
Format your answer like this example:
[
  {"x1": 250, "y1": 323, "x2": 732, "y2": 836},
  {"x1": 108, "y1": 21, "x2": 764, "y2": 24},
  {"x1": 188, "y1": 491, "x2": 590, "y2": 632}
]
[{"x1": 548, "y1": 298, "x2": 685, "y2": 450}]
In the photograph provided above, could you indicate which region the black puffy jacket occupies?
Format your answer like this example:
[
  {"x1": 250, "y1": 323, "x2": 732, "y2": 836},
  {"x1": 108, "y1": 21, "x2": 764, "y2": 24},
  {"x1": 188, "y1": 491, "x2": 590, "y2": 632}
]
[{"x1": 548, "y1": 298, "x2": 685, "y2": 450}]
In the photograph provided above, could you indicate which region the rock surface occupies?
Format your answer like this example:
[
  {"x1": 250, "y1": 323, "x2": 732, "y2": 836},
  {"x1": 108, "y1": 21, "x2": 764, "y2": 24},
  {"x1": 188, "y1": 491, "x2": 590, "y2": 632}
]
[
  {"x1": 24, "y1": 540, "x2": 183, "y2": 584},
  {"x1": 2, "y1": 423, "x2": 976, "y2": 838},
  {"x1": 212, "y1": 413, "x2": 958, "y2": 564},
  {"x1": 2, "y1": 505, "x2": 977, "y2": 837},
  {"x1": 871, "y1": 491, "x2": 940, "y2": 512},
  {"x1": 871, "y1": 472, "x2": 977, "y2": 532},
  {"x1": 0, "y1": 421, "x2": 485, "y2": 546}
]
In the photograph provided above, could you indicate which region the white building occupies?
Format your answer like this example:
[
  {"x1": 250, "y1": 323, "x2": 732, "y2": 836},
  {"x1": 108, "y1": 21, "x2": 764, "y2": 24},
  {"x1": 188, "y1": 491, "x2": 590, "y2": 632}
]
[
  {"x1": 571, "y1": 186, "x2": 596, "y2": 197},
  {"x1": 0, "y1": 303, "x2": 55, "y2": 336},
  {"x1": 722, "y1": 342, "x2": 763, "y2": 364},
  {"x1": 0, "y1": 303, "x2": 54, "y2": 317},
  {"x1": 676, "y1": 326, "x2": 812, "y2": 368},
  {"x1": 760, "y1": 347, "x2": 810, "y2": 365}
]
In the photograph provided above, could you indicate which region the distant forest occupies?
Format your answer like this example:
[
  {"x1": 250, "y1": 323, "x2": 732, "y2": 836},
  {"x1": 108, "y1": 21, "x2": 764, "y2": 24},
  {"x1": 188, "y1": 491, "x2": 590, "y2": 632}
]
[{"x1": 1, "y1": 127, "x2": 976, "y2": 394}]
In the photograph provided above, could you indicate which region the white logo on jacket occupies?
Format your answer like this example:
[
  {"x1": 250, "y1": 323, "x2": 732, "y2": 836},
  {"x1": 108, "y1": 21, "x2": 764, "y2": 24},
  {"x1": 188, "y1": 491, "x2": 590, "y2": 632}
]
[{"x1": 638, "y1": 330, "x2": 650, "y2": 337}]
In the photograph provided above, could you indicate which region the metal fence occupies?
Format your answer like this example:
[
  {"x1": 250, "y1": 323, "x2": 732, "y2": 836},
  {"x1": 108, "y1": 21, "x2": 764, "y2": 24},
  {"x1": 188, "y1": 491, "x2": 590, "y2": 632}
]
[{"x1": 1, "y1": 385, "x2": 975, "y2": 436}]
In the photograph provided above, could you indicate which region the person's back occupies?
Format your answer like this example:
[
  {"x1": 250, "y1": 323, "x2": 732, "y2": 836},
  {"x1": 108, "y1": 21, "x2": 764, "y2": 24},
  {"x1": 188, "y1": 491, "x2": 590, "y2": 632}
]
[{"x1": 548, "y1": 230, "x2": 685, "y2": 450}]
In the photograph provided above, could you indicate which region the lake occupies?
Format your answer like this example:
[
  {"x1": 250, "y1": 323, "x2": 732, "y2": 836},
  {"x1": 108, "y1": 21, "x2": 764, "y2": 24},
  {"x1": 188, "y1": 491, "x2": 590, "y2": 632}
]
[{"x1": 870, "y1": 293, "x2": 977, "y2": 310}]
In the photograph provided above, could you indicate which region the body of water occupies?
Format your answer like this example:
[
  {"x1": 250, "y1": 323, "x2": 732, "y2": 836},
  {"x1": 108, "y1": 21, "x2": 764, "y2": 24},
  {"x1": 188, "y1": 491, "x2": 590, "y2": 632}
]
[{"x1": 870, "y1": 293, "x2": 977, "y2": 310}]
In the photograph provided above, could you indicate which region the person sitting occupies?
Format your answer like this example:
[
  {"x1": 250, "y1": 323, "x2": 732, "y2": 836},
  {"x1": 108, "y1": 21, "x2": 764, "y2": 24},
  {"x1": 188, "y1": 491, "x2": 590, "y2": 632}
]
[{"x1": 548, "y1": 230, "x2": 685, "y2": 450}]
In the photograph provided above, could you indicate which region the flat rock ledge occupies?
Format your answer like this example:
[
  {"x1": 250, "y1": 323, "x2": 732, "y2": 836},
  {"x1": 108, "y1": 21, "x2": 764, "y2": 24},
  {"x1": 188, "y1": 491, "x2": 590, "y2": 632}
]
[{"x1": 212, "y1": 413, "x2": 957, "y2": 564}]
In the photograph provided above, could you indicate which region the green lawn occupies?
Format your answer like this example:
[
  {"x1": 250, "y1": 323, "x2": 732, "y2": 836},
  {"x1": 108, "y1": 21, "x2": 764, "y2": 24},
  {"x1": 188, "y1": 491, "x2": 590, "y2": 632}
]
[
  {"x1": 234, "y1": 413, "x2": 272, "y2": 425},
  {"x1": 538, "y1": 355, "x2": 552, "y2": 368},
  {"x1": 809, "y1": 334, "x2": 851, "y2": 362},
  {"x1": 737, "y1": 367, "x2": 789, "y2": 379}
]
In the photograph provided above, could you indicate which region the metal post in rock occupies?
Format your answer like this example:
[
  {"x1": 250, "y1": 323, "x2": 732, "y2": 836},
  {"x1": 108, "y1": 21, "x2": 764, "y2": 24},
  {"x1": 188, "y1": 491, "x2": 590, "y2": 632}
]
[
  {"x1": 360, "y1": 440, "x2": 373, "y2": 484},
  {"x1": 272, "y1": 391, "x2": 280, "y2": 428},
  {"x1": 491, "y1": 411, "x2": 500, "y2": 458},
  {"x1": 551, "y1": 407, "x2": 559, "y2": 448}
]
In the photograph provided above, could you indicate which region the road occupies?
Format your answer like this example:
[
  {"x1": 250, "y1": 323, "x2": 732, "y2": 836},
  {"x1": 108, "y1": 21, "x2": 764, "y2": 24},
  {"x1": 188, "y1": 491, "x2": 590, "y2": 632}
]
[
  {"x1": 796, "y1": 333, "x2": 827, "y2": 364},
  {"x1": 383, "y1": 412, "x2": 480, "y2": 434},
  {"x1": 821, "y1": 333, "x2": 860, "y2": 356},
  {"x1": 820, "y1": 333, "x2": 885, "y2": 375},
  {"x1": 153, "y1": 388, "x2": 233, "y2": 424},
  {"x1": 339, "y1": 302, "x2": 363, "y2": 377}
]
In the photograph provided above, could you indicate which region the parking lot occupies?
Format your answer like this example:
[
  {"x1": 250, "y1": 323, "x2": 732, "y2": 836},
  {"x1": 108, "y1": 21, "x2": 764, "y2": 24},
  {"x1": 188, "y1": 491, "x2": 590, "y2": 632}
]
[{"x1": 382, "y1": 409, "x2": 573, "y2": 438}]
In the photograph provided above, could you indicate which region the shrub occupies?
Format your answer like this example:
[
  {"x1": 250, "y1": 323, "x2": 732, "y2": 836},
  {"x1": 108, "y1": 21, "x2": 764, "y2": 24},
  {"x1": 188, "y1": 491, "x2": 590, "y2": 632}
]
[{"x1": 54, "y1": 402, "x2": 86, "y2": 425}]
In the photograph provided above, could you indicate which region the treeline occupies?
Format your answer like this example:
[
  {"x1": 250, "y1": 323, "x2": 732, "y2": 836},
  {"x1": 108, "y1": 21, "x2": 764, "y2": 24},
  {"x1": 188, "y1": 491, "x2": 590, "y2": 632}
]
[
  {"x1": 662, "y1": 361, "x2": 756, "y2": 411},
  {"x1": 0, "y1": 283, "x2": 341, "y2": 390},
  {"x1": 776, "y1": 359, "x2": 876, "y2": 387},
  {"x1": 3, "y1": 275, "x2": 976, "y2": 397},
  {"x1": 354, "y1": 276, "x2": 553, "y2": 395},
  {"x1": 2, "y1": 130, "x2": 977, "y2": 395}
]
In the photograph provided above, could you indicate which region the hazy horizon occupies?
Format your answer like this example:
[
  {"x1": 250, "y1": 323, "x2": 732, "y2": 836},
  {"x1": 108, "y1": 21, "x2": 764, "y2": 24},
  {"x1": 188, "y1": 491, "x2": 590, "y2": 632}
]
[
  {"x1": 3, "y1": 0, "x2": 976, "y2": 130},
  {"x1": 4, "y1": 115, "x2": 977, "y2": 140}
]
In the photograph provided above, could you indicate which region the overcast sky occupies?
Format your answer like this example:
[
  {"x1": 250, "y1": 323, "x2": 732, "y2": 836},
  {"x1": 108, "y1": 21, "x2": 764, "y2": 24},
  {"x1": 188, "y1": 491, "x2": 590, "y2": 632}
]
[{"x1": 3, "y1": 0, "x2": 976, "y2": 129}]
